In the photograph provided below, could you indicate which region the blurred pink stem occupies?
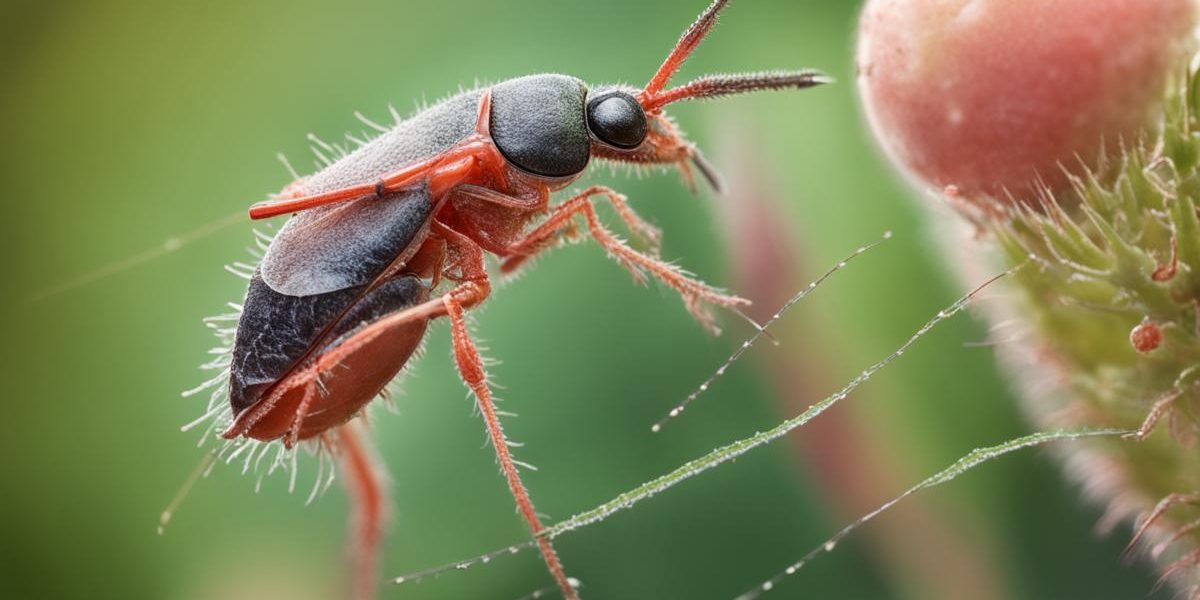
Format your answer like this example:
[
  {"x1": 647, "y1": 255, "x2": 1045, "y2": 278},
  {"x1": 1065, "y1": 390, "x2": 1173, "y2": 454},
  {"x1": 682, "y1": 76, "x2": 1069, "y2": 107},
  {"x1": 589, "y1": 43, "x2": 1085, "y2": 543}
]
[{"x1": 712, "y1": 122, "x2": 1008, "y2": 600}]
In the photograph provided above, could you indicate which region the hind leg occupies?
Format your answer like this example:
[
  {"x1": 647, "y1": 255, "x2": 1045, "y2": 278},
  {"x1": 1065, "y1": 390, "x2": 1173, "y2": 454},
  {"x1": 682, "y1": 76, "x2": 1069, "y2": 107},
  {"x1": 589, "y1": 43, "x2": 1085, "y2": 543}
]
[{"x1": 337, "y1": 422, "x2": 389, "y2": 600}]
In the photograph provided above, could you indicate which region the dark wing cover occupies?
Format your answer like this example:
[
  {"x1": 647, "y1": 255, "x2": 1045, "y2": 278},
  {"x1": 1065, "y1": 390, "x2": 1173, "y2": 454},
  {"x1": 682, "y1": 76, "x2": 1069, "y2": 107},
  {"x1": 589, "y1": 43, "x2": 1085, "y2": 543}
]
[
  {"x1": 230, "y1": 272, "x2": 428, "y2": 414},
  {"x1": 259, "y1": 88, "x2": 486, "y2": 297},
  {"x1": 260, "y1": 186, "x2": 432, "y2": 296}
]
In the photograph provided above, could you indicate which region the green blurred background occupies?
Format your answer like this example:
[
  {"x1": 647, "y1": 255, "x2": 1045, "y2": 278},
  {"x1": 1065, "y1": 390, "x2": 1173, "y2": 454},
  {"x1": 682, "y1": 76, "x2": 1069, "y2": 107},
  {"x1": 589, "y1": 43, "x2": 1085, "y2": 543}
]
[{"x1": 0, "y1": 1, "x2": 1168, "y2": 598}]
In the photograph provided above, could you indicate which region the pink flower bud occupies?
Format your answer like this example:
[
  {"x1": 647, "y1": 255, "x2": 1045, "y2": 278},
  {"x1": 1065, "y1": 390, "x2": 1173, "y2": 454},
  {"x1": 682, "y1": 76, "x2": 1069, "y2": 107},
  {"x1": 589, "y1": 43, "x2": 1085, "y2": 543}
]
[{"x1": 857, "y1": 0, "x2": 1196, "y2": 203}]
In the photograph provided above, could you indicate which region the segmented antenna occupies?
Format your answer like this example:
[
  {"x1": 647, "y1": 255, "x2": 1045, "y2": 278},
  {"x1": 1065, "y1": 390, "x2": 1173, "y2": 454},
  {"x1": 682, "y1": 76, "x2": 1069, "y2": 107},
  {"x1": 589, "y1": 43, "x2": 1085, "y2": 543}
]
[
  {"x1": 641, "y1": 0, "x2": 731, "y2": 101},
  {"x1": 636, "y1": 0, "x2": 830, "y2": 111},
  {"x1": 643, "y1": 70, "x2": 832, "y2": 112}
]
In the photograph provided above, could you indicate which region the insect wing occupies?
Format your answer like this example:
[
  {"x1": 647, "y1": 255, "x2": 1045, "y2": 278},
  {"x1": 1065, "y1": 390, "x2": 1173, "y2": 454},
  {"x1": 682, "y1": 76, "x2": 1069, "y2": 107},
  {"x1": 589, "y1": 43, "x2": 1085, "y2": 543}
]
[{"x1": 260, "y1": 186, "x2": 433, "y2": 296}]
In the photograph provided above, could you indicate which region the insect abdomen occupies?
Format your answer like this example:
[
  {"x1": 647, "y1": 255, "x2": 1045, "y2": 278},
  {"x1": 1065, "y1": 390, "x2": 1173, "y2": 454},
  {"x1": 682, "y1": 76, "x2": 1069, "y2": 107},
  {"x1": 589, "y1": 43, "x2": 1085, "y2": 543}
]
[{"x1": 229, "y1": 273, "x2": 430, "y2": 439}]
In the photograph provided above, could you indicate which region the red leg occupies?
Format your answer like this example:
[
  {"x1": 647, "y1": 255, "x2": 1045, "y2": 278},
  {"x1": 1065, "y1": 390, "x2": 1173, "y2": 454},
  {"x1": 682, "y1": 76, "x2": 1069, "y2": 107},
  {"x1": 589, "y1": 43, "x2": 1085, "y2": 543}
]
[
  {"x1": 502, "y1": 185, "x2": 746, "y2": 334},
  {"x1": 337, "y1": 422, "x2": 389, "y2": 600},
  {"x1": 434, "y1": 221, "x2": 579, "y2": 600},
  {"x1": 283, "y1": 386, "x2": 318, "y2": 448},
  {"x1": 248, "y1": 92, "x2": 500, "y2": 220},
  {"x1": 500, "y1": 185, "x2": 661, "y2": 263},
  {"x1": 223, "y1": 290, "x2": 440, "y2": 442},
  {"x1": 248, "y1": 146, "x2": 484, "y2": 220},
  {"x1": 444, "y1": 286, "x2": 577, "y2": 600}
]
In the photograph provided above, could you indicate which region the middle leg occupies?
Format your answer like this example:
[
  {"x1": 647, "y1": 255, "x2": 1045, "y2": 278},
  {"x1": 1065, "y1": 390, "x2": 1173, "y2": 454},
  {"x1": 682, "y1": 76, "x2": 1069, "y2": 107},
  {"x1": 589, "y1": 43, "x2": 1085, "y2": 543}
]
[
  {"x1": 501, "y1": 185, "x2": 748, "y2": 334},
  {"x1": 434, "y1": 221, "x2": 580, "y2": 600}
]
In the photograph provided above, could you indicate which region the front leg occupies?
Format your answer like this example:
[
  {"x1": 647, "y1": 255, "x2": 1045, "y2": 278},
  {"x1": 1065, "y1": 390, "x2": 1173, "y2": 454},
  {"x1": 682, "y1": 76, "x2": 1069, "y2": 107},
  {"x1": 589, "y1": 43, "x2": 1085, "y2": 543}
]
[
  {"x1": 249, "y1": 92, "x2": 501, "y2": 220},
  {"x1": 502, "y1": 185, "x2": 747, "y2": 334},
  {"x1": 501, "y1": 185, "x2": 663, "y2": 260}
]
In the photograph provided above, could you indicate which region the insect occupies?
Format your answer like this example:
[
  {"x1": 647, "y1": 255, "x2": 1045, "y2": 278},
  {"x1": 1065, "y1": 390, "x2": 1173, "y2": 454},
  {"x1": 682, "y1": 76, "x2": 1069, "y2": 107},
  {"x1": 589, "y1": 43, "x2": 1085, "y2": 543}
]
[{"x1": 200, "y1": 1, "x2": 826, "y2": 598}]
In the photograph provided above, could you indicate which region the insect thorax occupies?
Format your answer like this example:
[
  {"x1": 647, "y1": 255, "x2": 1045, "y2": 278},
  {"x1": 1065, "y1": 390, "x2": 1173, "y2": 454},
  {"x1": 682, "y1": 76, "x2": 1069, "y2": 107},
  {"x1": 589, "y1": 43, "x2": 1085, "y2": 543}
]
[{"x1": 490, "y1": 74, "x2": 591, "y2": 179}]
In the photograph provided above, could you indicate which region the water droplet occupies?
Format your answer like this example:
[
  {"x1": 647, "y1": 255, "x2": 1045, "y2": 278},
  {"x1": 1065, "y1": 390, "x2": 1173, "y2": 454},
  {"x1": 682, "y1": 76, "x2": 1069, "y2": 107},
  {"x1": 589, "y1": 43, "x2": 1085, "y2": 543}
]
[
  {"x1": 651, "y1": 424, "x2": 662, "y2": 433},
  {"x1": 824, "y1": 541, "x2": 837, "y2": 552},
  {"x1": 785, "y1": 566, "x2": 796, "y2": 575},
  {"x1": 762, "y1": 582, "x2": 774, "y2": 591}
]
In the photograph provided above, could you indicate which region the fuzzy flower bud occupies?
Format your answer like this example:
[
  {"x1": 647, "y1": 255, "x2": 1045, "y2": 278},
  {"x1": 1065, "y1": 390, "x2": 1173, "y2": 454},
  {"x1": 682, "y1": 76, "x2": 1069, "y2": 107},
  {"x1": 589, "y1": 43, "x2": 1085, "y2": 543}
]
[{"x1": 858, "y1": 0, "x2": 1200, "y2": 592}]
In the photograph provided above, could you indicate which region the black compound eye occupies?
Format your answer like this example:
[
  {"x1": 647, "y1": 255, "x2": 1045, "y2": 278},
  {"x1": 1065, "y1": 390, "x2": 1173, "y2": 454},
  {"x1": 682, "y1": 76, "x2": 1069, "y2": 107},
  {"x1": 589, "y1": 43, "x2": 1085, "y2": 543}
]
[{"x1": 586, "y1": 92, "x2": 647, "y2": 150}]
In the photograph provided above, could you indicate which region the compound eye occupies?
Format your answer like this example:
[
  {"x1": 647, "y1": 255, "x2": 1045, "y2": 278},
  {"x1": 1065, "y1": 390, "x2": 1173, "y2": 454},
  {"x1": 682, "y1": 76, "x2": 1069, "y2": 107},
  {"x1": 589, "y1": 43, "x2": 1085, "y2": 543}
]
[{"x1": 586, "y1": 92, "x2": 647, "y2": 150}]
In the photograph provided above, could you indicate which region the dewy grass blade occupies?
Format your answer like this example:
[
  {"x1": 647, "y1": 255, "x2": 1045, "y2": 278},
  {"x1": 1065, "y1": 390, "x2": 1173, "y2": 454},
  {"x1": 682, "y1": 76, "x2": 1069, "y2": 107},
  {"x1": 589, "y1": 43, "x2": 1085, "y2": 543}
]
[
  {"x1": 735, "y1": 427, "x2": 1133, "y2": 600},
  {"x1": 651, "y1": 230, "x2": 893, "y2": 433},
  {"x1": 390, "y1": 264, "x2": 1022, "y2": 587}
]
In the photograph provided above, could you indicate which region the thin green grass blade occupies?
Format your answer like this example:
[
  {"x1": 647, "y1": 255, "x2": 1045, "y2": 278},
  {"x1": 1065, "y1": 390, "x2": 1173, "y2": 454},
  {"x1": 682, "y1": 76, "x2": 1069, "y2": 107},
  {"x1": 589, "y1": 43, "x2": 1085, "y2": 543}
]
[
  {"x1": 390, "y1": 264, "x2": 1019, "y2": 588},
  {"x1": 736, "y1": 427, "x2": 1132, "y2": 600}
]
